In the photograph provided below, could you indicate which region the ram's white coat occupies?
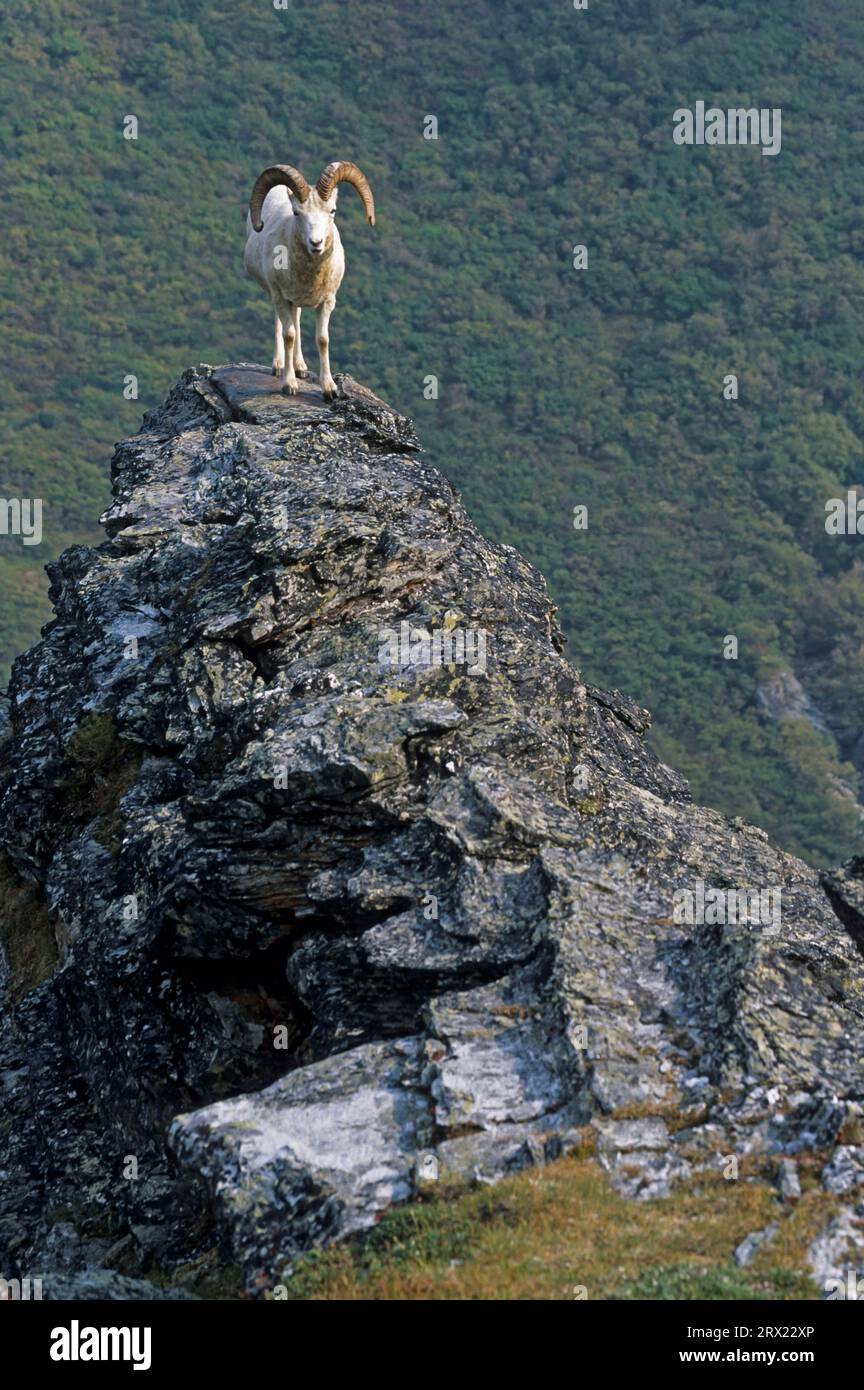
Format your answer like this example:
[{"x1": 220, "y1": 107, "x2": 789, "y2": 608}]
[{"x1": 244, "y1": 163, "x2": 375, "y2": 400}]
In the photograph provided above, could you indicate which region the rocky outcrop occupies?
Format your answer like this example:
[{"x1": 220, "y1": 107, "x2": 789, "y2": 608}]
[
  {"x1": 755, "y1": 670, "x2": 863, "y2": 815},
  {"x1": 1, "y1": 365, "x2": 863, "y2": 1297},
  {"x1": 822, "y1": 857, "x2": 864, "y2": 959},
  {"x1": 754, "y1": 670, "x2": 831, "y2": 734}
]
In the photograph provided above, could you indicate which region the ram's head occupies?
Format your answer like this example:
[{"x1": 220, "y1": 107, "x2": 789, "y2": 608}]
[{"x1": 249, "y1": 161, "x2": 375, "y2": 255}]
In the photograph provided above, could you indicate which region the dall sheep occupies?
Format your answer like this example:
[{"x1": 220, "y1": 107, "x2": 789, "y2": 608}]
[{"x1": 244, "y1": 161, "x2": 376, "y2": 400}]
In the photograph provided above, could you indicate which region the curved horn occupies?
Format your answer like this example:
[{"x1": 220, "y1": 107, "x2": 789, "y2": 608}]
[
  {"x1": 316, "y1": 161, "x2": 376, "y2": 226},
  {"x1": 249, "y1": 165, "x2": 310, "y2": 232}
]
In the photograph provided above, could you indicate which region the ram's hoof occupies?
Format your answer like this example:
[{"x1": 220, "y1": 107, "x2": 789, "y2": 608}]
[
  {"x1": 281, "y1": 383, "x2": 299, "y2": 397},
  {"x1": 296, "y1": 368, "x2": 309, "y2": 379},
  {"x1": 322, "y1": 383, "x2": 338, "y2": 401}
]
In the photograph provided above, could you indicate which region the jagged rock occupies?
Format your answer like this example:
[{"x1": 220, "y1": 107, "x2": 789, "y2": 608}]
[
  {"x1": 40, "y1": 1222, "x2": 83, "y2": 1272},
  {"x1": 171, "y1": 1036, "x2": 432, "y2": 1287},
  {"x1": 821, "y1": 1146, "x2": 864, "y2": 1196},
  {"x1": 754, "y1": 670, "x2": 830, "y2": 734},
  {"x1": 822, "y1": 858, "x2": 864, "y2": 958},
  {"x1": 808, "y1": 1204, "x2": 864, "y2": 1296},
  {"x1": 777, "y1": 1157, "x2": 801, "y2": 1203},
  {"x1": 1, "y1": 364, "x2": 864, "y2": 1297},
  {"x1": 40, "y1": 1270, "x2": 194, "y2": 1301},
  {"x1": 435, "y1": 1126, "x2": 582, "y2": 1185},
  {"x1": 592, "y1": 1116, "x2": 691, "y2": 1199},
  {"x1": 734, "y1": 1222, "x2": 779, "y2": 1268}
]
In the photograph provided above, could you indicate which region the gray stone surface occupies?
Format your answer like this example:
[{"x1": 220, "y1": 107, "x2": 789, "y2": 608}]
[
  {"x1": 39, "y1": 1270, "x2": 194, "y2": 1301},
  {"x1": 808, "y1": 1204, "x2": 864, "y2": 1295},
  {"x1": 821, "y1": 1145, "x2": 864, "y2": 1196},
  {"x1": 734, "y1": 1223, "x2": 779, "y2": 1268},
  {"x1": 171, "y1": 1036, "x2": 432, "y2": 1287},
  {"x1": 822, "y1": 857, "x2": 864, "y2": 959},
  {"x1": 1, "y1": 365, "x2": 863, "y2": 1296},
  {"x1": 777, "y1": 1157, "x2": 801, "y2": 1204}
]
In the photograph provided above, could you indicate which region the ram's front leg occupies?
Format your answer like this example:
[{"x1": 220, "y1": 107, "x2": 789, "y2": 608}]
[
  {"x1": 292, "y1": 305, "x2": 308, "y2": 378},
  {"x1": 279, "y1": 300, "x2": 299, "y2": 396},
  {"x1": 316, "y1": 295, "x2": 338, "y2": 400},
  {"x1": 271, "y1": 306, "x2": 284, "y2": 377}
]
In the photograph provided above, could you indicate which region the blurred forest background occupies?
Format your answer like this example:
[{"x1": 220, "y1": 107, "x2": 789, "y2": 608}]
[{"x1": 1, "y1": 0, "x2": 863, "y2": 866}]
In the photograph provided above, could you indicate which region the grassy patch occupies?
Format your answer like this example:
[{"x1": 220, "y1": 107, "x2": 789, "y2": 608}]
[
  {"x1": 0, "y1": 854, "x2": 58, "y2": 1003},
  {"x1": 283, "y1": 1154, "x2": 830, "y2": 1301},
  {"x1": 58, "y1": 713, "x2": 143, "y2": 856},
  {"x1": 618, "y1": 1264, "x2": 814, "y2": 1302}
]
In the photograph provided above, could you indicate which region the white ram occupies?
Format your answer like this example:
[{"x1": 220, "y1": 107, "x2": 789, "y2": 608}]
[{"x1": 244, "y1": 161, "x2": 376, "y2": 400}]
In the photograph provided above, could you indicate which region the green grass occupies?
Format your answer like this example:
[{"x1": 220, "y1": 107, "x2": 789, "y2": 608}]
[
  {"x1": 618, "y1": 1264, "x2": 814, "y2": 1302},
  {"x1": 276, "y1": 1146, "x2": 833, "y2": 1301}
]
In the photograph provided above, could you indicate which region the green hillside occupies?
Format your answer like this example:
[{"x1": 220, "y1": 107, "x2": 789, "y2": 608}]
[{"x1": 1, "y1": 0, "x2": 863, "y2": 865}]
